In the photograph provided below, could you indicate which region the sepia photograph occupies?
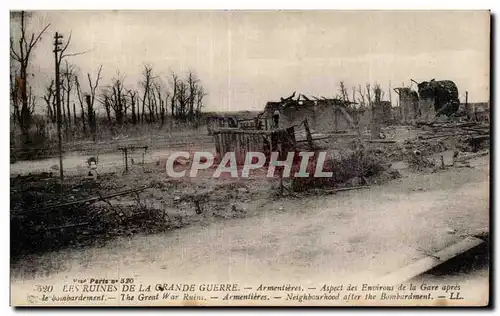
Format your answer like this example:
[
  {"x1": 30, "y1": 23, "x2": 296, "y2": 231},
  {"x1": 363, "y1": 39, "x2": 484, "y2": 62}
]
[{"x1": 9, "y1": 9, "x2": 491, "y2": 307}]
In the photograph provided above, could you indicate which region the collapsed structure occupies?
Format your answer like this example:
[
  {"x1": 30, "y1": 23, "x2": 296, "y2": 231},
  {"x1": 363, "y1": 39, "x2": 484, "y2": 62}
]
[
  {"x1": 417, "y1": 79, "x2": 460, "y2": 116},
  {"x1": 208, "y1": 79, "x2": 488, "y2": 175},
  {"x1": 260, "y1": 93, "x2": 360, "y2": 133},
  {"x1": 395, "y1": 79, "x2": 461, "y2": 124}
]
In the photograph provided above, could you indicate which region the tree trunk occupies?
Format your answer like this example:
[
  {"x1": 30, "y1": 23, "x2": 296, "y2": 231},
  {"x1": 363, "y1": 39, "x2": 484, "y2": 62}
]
[
  {"x1": 85, "y1": 95, "x2": 96, "y2": 141},
  {"x1": 141, "y1": 100, "x2": 146, "y2": 124},
  {"x1": 52, "y1": 100, "x2": 57, "y2": 123},
  {"x1": 46, "y1": 103, "x2": 53, "y2": 123},
  {"x1": 131, "y1": 96, "x2": 137, "y2": 125},
  {"x1": 66, "y1": 87, "x2": 72, "y2": 127},
  {"x1": 72, "y1": 102, "x2": 77, "y2": 129},
  {"x1": 80, "y1": 100, "x2": 86, "y2": 135},
  {"x1": 19, "y1": 66, "x2": 31, "y2": 144}
]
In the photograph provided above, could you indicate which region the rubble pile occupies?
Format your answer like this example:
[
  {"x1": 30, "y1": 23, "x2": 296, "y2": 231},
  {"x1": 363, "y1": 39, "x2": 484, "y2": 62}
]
[
  {"x1": 416, "y1": 122, "x2": 490, "y2": 153},
  {"x1": 10, "y1": 174, "x2": 173, "y2": 260}
]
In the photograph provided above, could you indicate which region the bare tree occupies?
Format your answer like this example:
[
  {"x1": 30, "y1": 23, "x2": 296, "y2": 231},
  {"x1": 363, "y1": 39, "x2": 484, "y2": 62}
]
[
  {"x1": 61, "y1": 61, "x2": 75, "y2": 131},
  {"x1": 102, "y1": 73, "x2": 128, "y2": 126},
  {"x1": 170, "y1": 72, "x2": 179, "y2": 118},
  {"x1": 86, "y1": 65, "x2": 102, "y2": 140},
  {"x1": 99, "y1": 94, "x2": 112, "y2": 125},
  {"x1": 140, "y1": 65, "x2": 154, "y2": 124},
  {"x1": 187, "y1": 70, "x2": 199, "y2": 120},
  {"x1": 373, "y1": 83, "x2": 384, "y2": 101},
  {"x1": 127, "y1": 90, "x2": 138, "y2": 125},
  {"x1": 176, "y1": 80, "x2": 189, "y2": 120},
  {"x1": 195, "y1": 86, "x2": 207, "y2": 123},
  {"x1": 365, "y1": 83, "x2": 372, "y2": 108},
  {"x1": 75, "y1": 76, "x2": 86, "y2": 134},
  {"x1": 10, "y1": 64, "x2": 20, "y2": 124},
  {"x1": 153, "y1": 82, "x2": 169, "y2": 127},
  {"x1": 10, "y1": 11, "x2": 50, "y2": 143},
  {"x1": 339, "y1": 81, "x2": 349, "y2": 102},
  {"x1": 51, "y1": 31, "x2": 87, "y2": 141},
  {"x1": 26, "y1": 86, "x2": 36, "y2": 118},
  {"x1": 161, "y1": 92, "x2": 170, "y2": 127},
  {"x1": 373, "y1": 83, "x2": 382, "y2": 104},
  {"x1": 43, "y1": 80, "x2": 56, "y2": 123},
  {"x1": 357, "y1": 84, "x2": 366, "y2": 108}
]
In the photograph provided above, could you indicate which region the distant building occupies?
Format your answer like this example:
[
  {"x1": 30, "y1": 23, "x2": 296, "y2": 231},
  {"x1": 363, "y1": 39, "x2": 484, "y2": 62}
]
[
  {"x1": 260, "y1": 96, "x2": 363, "y2": 133},
  {"x1": 465, "y1": 102, "x2": 490, "y2": 122}
]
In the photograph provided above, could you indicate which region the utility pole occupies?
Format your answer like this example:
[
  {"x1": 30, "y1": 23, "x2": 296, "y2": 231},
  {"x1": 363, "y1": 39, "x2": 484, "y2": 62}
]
[
  {"x1": 54, "y1": 32, "x2": 64, "y2": 187},
  {"x1": 389, "y1": 81, "x2": 392, "y2": 106}
]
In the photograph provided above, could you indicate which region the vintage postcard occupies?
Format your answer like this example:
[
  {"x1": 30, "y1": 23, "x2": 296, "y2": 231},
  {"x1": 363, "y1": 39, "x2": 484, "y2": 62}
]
[{"x1": 10, "y1": 10, "x2": 490, "y2": 307}]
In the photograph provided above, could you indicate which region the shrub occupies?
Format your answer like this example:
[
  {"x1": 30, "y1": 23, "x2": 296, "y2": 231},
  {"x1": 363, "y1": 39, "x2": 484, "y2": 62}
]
[{"x1": 290, "y1": 148, "x2": 392, "y2": 192}]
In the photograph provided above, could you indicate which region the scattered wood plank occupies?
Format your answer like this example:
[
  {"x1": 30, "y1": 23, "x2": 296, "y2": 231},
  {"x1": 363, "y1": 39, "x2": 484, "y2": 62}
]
[
  {"x1": 17, "y1": 186, "x2": 151, "y2": 214},
  {"x1": 470, "y1": 135, "x2": 490, "y2": 141},
  {"x1": 418, "y1": 131, "x2": 484, "y2": 140},
  {"x1": 433, "y1": 122, "x2": 479, "y2": 128},
  {"x1": 44, "y1": 222, "x2": 90, "y2": 231},
  {"x1": 296, "y1": 135, "x2": 332, "y2": 143},
  {"x1": 366, "y1": 139, "x2": 396, "y2": 143},
  {"x1": 305, "y1": 185, "x2": 370, "y2": 195},
  {"x1": 334, "y1": 185, "x2": 370, "y2": 192},
  {"x1": 454, "y1": 150, "x2": 489, "y2": 162}
]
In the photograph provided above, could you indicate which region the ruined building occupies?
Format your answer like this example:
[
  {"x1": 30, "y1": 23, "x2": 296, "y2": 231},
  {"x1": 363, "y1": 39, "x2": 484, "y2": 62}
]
[
  {"x1": 394, "y1": 87, "x2": 420, "y2": 124},
  {"x1": 395, "y1": 79, "x2": 460, "y2": 124},
  {"x1": 417, "y1": 79, "x2": 460, "y2": 117},
  {"x1": 261, "y1": 94, "x2": 361, "y2": 133}
]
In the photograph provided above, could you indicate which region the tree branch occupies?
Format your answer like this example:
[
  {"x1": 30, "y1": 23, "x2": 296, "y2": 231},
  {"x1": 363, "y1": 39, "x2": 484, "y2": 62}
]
[
  {"x1": 61, "y1": 49, "x2": 90, "y2": 59},
  {"x1": 25, "y1": 23, "x2": 50, "y2": 59},
  {"x1": 10, "y1": 38, "x2": 21, "y2": 61}
]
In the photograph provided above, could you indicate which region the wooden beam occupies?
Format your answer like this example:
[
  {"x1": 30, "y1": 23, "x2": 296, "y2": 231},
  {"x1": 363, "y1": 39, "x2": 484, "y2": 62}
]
[
  {"x1": 366, "y1": 139, "x2": 396, "y2": 143},
  {"x1": 454, "y1": 150, "x2": 489, "y2": 162},
  {"x1": 16, "y1": 186, "x2": 151, "y2": 214},
  {"x1": 303, "y1": 118, "x2": 315, "y2": 150}
]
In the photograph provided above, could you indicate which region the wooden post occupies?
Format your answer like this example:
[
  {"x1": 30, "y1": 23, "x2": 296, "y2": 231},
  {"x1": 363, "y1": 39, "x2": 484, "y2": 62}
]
[
  {"x1": 279, "y1": 171, "x2": 284, "y2": 196},
  {"x1": 124, "y1": 148, "x2": 128, "y2": 174},
  {"x1": 303, "y1": 118, "x2": 314, "y2": 150},
  {"x1": 389, "y1": 81, "x2": 392, "y2": 106},
  {"x1": 54, "y1": 32, "x2": 64, "y2": 188},
  {"x1": 334, "y1": 107, "x2": 339, "y2": 132},
  {"x1": 370, "y1": 101, "x2": 382, "y2": 139}
]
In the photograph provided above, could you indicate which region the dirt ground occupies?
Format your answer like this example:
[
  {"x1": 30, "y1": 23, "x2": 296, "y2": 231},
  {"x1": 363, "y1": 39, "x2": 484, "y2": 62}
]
[
  {"x1": 10, "y1": 121, "x2": 490, "y2": 306},
  {"x1": 11, "y1": 154, "x2": 489, "y2": 302}
]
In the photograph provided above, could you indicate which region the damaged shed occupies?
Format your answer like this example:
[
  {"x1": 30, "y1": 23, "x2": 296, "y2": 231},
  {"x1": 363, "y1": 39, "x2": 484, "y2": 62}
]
[{"x1": 260, "y1": 93, "x2": 361, "y2": 133}]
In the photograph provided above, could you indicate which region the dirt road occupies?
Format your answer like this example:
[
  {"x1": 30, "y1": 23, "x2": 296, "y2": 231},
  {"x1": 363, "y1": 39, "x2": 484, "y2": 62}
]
[
  {"x1": 11, "y1": 156, "x2": 489, "y2": 305},
  {"x1": 9, "y1": 144, "x2": 215, "y2": 176}
]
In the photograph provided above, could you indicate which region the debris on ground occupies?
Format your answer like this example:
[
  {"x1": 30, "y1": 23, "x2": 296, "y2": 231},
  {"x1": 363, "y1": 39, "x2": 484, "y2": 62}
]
[
  {"x1": 290, "y1": 149, "x2": 399, "y2": 192},
  {"x1": 10, "y1": 118, "x2": 490, "y2": 263}
]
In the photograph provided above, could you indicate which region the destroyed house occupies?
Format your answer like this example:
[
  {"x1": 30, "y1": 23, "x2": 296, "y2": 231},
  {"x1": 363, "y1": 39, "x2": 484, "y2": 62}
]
[
  {"x1": 261, "y1": 95, "x2": 359, "y2": 133},
  {"x1": 206, "y1": 111, "x2": 262, "y2": 134}
]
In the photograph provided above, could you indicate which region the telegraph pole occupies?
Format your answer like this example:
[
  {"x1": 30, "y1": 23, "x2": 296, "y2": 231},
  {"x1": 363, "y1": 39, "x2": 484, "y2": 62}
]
[{"x1": 54, "y1": 32, "x2": 64, "y2": 187}]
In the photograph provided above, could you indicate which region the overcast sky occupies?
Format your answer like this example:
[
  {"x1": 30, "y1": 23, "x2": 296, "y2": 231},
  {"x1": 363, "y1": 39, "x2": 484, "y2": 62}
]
[{"x1": 11, "y1": 10, "x2": 490, "y2": 112}]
